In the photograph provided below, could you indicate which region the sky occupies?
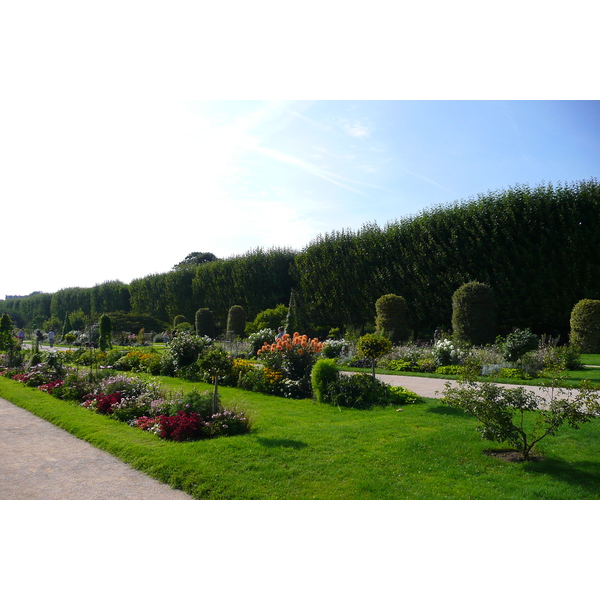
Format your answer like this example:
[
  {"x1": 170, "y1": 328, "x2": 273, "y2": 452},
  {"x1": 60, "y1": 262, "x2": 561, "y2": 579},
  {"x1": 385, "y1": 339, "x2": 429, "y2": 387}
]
[{"x1": 1, "y1": 2, "x2": 598, "y2": 301}]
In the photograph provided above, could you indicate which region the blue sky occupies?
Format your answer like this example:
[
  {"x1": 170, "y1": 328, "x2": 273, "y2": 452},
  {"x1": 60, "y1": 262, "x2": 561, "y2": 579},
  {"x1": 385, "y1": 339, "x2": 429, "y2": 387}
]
[{"x1": 1, "y1": 3, "x2": 598, "y2": 299}]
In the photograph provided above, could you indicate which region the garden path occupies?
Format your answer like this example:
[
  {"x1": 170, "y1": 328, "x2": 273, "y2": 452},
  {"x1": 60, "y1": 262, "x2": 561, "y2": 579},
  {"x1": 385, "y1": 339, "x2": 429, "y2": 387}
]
[
  {"x1": 342, "y1": 372, "x2": 551, "y2": 399},
  {"x1": 0, "y1": 397, "x2": 192, "y2": 500}
]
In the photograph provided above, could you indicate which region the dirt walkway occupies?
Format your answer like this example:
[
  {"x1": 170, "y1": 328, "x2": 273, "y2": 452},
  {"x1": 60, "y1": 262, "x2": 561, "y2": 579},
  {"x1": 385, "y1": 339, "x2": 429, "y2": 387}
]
[{"x1": 0, "y1": 397, "x2": 192, "y2": 500}]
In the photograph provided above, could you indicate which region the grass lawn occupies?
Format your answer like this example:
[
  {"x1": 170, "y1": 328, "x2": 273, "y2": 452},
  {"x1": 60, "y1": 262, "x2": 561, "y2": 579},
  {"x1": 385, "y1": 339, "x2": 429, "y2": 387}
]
[{"x1": 2, "y1": 374, "x2": 599, "y2": 500}]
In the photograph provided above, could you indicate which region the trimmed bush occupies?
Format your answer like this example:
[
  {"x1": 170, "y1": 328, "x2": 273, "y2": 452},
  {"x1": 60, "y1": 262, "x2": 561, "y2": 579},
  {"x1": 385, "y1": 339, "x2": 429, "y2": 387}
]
[
  {"x1": 227, "y1": 305, "x2": 246, "y2": 339},
  {"x1": 452, "y1": 281, "x2": 496, "y2": 346},
  {"x1": 570, "y1": 299, "x2": 600, "y2": 352},
  {"x1": 195, "y1": 308, "x2": 215, "y2": 338},
  {"x1": 311, "y1": 358, "x2": 339, "y2": 403},
  {"x1": 375, "y1": 294, "x2": 409, "y2": 344}
]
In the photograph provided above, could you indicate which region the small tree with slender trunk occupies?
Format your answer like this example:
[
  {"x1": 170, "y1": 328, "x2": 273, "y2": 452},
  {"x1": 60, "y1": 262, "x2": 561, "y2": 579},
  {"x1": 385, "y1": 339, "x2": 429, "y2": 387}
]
[
  {"x1": 197, "y1": 346, "x2": 233, "y2": 414},
  {"x1": 356, "y1": 333, "x2": 392, "y2": 386}
]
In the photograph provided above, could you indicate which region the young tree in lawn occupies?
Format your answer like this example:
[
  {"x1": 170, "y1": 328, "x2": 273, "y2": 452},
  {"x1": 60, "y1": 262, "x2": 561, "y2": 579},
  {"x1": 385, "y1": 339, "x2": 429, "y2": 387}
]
[
  {"x1": 197, "y1": 346, "x2": 233, "y2": 414},
  {"x1": 357, "y1": 333, "x2": 392, "y2": 386}
]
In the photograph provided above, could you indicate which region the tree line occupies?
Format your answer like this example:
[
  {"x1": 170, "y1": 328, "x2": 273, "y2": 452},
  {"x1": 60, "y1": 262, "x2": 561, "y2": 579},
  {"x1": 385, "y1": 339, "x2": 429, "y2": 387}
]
[{"x1": 2, "y1": 178, "x2": 599, "y2": 339}]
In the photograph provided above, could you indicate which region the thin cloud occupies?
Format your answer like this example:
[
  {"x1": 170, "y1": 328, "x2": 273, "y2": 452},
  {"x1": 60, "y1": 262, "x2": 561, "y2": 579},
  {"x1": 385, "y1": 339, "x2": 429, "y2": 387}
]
[
  {"x1": 398, "y1": 164, "x2": 455, "y2": 194},
  {"x1": 249, "y1": 143, "x2": 388, "y2": 195},
  {"x1": 341, "y1": 120, "x2": 371, "y2": 138}
]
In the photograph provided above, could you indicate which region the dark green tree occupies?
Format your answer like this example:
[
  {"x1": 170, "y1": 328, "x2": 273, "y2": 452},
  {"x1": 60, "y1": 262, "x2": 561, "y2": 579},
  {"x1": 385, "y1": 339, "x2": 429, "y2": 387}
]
[
  {"x1": 172, "y1": 252, "x2": 218, "y2": 270},
  {"x1": 195, "y1": 308, "x2": 215, "y2": 338},
  {"x1": 0, "y1": 313, "x2": 15, "y2": 352},
  {"x1": 452, "y1": 281, "x2": 496, "y2": 346},
  {"x1": 98, "y1": 314, "x2": 113, "y2": 351},
  {"x1": 226, "y1": 305, "x2": 246, "y2": 339},
  {"x1": 375, "y1": 294, "x2": 409, "y2": 344}
]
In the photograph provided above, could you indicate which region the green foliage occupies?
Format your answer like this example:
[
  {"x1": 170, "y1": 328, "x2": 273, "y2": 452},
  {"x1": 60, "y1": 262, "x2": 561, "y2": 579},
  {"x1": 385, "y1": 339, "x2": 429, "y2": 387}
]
[
  {"x1": 192, "y1": 247, "x2": 296, "y2": 325},
  {"x1": 570, "y1": 298, "x2": 600, "y2": 352},
  {"x1": 375, "y1": 294, "x2": 409, "y2": 344},
  {"x1": 195, "y1": 308, "x2": 215, "y2": 338},
  {"x1": 357, "y1": 333, "x2": 392, "y2": 361},
  {"x1": 174, "y1": 322, "x2": 194, "y2": 334},
  {"x1": 172, "y1": 252, "x2": 218, "y2": 270},
  {"x1": 197, "y1": 346, "x2": 234, "y2": 412},
  {"x1": 102, "y1": 312, "x2": 167, "y2": 335},
  {"x1": 321, "y1": 339, "x2": 350, "y2": 359},
  {"x1": 98, "y1": 314, "x2": 113, "y2": 351},
  {"x1": 227, "y1": 305, "x2": 246, "y2": 338},
  {"x1": 452, "y1": 281, "x2": 495, "y2": 346},
  {"x1": 435, "y1": 365, "x2": 468, "y2": 376},
  {"x1": 285, "y1": 288, "x2": 308, "y2": 336},
  {"x1": 357, "y1": 332, "x2": 393, "y2": 382},
  {"x1": 162, "y1": 331, "x2": 212, "y2": 378},
  {"x1": 173, "y1": 315, "x2": 186, "y2": 330},
  {"x1": 0, "y1": 313, "x2": 15, "y2": 352},
  {"x1": 68, "y1": 309, "x2": 87, "y2": 331},
  {"x1": 311, "y1": 358, "x2": 339, "y2": 403},
  {"x1": 319, "y1": 372, "x2": 420, "y2": 408},
  {"x1": 501, "y1": 328, "x2": 538, "y2": 362},
  {"x1": 245, "y1": 304, "x2": 288, "y2": 335},
  {"x1": 441, "y1": 376, "x2": 599, "y2": 460}
]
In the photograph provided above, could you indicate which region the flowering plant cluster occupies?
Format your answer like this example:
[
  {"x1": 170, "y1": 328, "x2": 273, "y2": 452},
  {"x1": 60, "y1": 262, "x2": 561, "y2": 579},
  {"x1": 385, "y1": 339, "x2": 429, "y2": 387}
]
[
  {"x1": 322, "y1": 338, "x2": 351, "y2": 360},
  {"x1": 38, "y1": 380, "x2": 64, "y2": 395},
  {"x1": 257, "y1": 332, "x2": 325, "y2": 384},
  {"x1": 432, "y1": 339, "x2": 467, "y2": 367},
  {"x1": 247, "y1": 328, "x2": 276, "y2": 356}
]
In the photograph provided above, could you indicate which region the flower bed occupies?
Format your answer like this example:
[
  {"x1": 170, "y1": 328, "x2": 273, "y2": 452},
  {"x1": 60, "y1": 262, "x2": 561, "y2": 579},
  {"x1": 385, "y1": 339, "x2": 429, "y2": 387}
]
[{"x1": 1, "y1": 353, "x2": 249, "y2": 442}]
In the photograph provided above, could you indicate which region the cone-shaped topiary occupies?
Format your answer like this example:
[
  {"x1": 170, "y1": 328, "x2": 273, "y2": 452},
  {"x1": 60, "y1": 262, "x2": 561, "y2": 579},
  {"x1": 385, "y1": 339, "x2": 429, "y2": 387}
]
[
  {"x1": 227, "y1": 305, "x2": 246, "y2": 339},
  {"x1": 452, "y1": 281, "x2": 496, "y2": 346},
  {"x1": 570, "y1": 299, "x2": 600, "y2": 352},
  {"x1": 195, "y1": 308, "x2": 215, "y2": 338},
  {"x1": 375, "y1": 294, "x2": 409, "y2": 344}
]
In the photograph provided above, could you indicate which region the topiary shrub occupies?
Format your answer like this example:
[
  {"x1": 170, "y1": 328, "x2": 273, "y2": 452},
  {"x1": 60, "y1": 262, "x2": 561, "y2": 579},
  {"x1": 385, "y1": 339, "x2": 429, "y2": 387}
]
[
  {"x1": 375, "y1": 294, "x2": 409, "y2": 344},
  {"x1": 311, "y1": 358, "x2": 339, "y2": 403},
  {"x1": 570, "y1": 299, "x2": 600, "y2": 352},
  {"x1": 227, "y1": 305, "x2": 246, "y2": 339},
  {"x1": 452, "y1": 281, "x2": 496, "y2": 346},
  {"x1": 195, "y1": 308, "x2": 215, "y2": 338}
]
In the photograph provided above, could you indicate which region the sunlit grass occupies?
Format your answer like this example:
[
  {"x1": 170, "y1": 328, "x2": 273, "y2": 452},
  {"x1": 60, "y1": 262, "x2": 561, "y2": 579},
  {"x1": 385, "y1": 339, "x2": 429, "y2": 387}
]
[{"x1": 2, "y1": 375, "x2": 599, "y2": 500}]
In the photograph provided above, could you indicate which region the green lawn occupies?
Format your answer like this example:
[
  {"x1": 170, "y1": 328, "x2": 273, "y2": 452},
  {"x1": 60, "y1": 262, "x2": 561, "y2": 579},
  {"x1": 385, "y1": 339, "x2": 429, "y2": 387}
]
[{"x1": 2, "y1": 375, "x2": 599, "y2": 500}]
